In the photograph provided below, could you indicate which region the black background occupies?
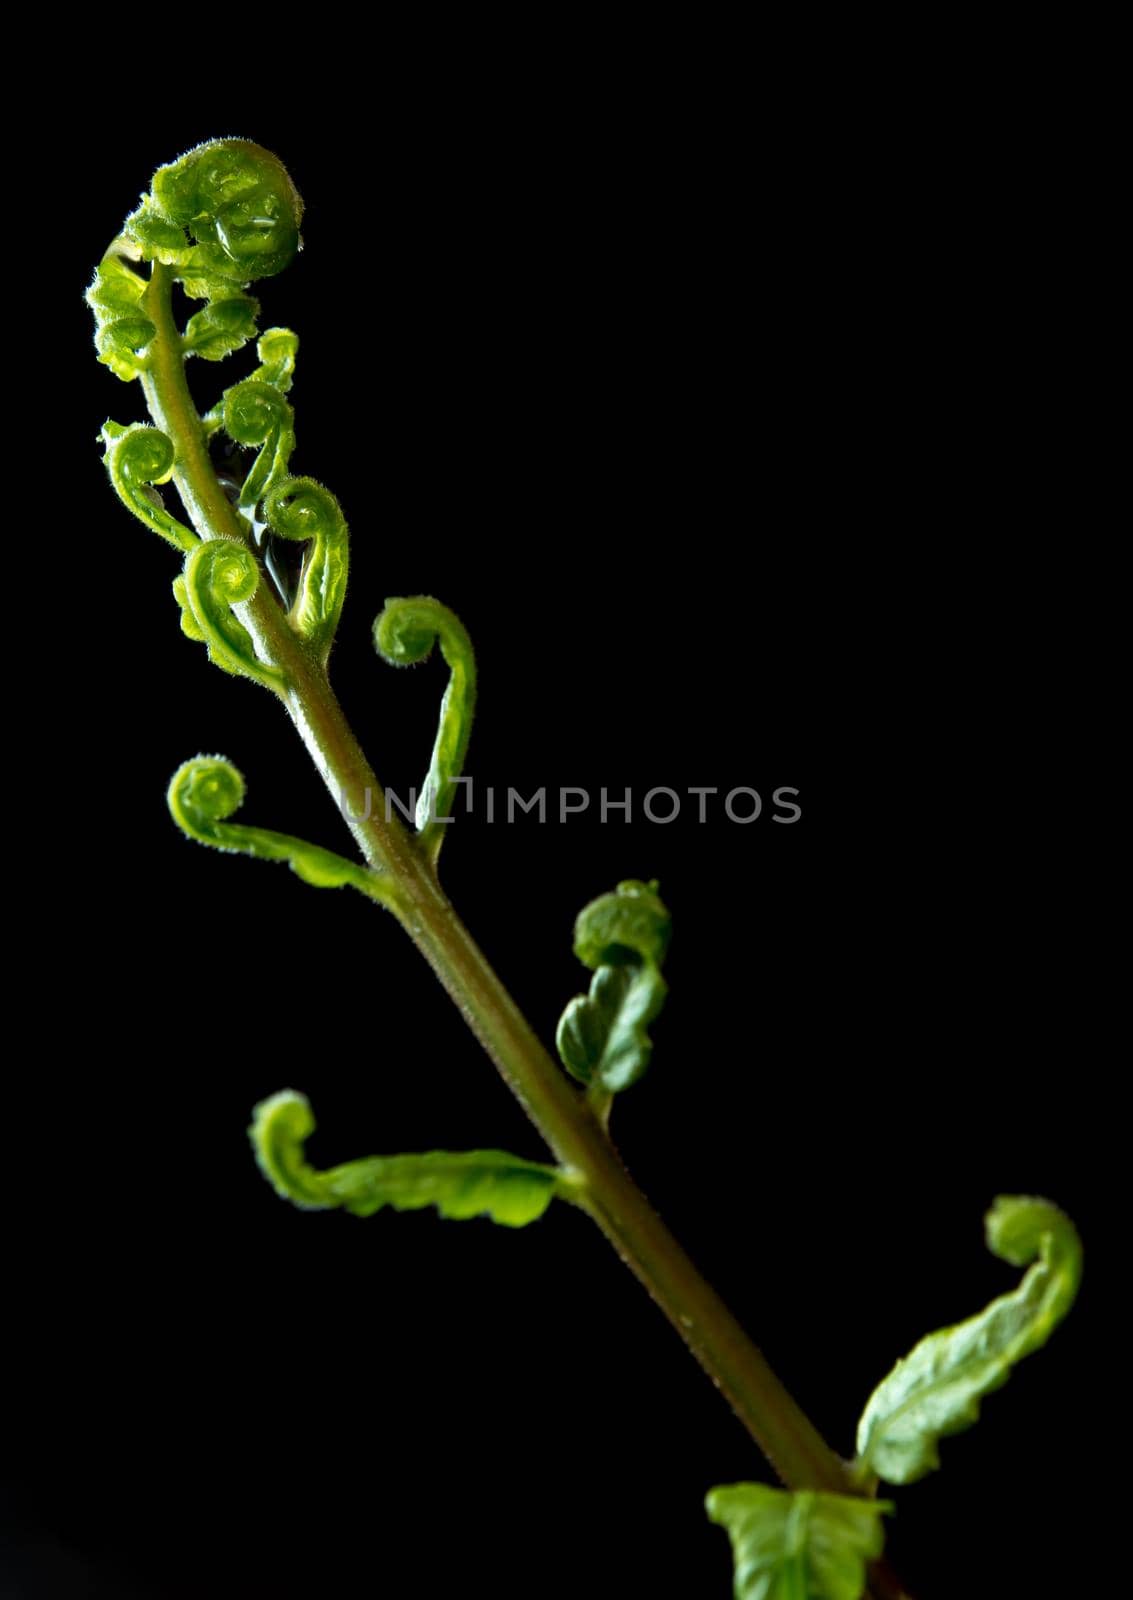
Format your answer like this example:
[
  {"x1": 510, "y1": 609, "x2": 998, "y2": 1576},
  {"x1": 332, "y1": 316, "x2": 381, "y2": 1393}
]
[{"x1": 9, "y1": 81, "x2": 1102, "y2": 1600}]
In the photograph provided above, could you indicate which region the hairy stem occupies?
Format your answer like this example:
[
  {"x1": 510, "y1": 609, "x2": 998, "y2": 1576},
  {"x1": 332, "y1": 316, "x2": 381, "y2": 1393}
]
[{"x1": 140, "y1": 264, "x2": 915, "y2": 1594}]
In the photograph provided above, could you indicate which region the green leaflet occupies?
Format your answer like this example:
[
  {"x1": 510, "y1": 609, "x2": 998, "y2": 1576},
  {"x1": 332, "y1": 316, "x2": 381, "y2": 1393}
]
[
  {"x1": 855, "y1": 1195, "x2": 1082, "y2": 1485},
  {"x1": 168, "y1": 758, "x2": 402, "y2": 910},
  {"x1": 250, "y1": 1090, "x2": 561, "y2": 1228},
  {"x1": 706, "y1": 1484, "x2": 890, "y2": 1600},
  {"x1": 181, "y1": 294, "x2": 261, "y2": 361},
  {"x1": 373, "y1": 597, "x2": 477, "y2": 862},
  {"x1": 556, "y1": 879, "x2": 671, "y2": 1095},
  {"x1": 87, "y1": 252, "x2": 154, "y2": 381}
]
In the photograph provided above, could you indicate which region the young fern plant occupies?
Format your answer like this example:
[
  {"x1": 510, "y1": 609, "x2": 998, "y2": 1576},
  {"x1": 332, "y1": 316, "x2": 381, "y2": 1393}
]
[{"x1": 88, "y1": 139, "x2": 1081, "y2": 1600}]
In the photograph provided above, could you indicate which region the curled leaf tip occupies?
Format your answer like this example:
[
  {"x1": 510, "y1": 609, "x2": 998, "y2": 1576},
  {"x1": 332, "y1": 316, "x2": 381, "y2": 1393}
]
[
  {"x1": 854, "y1": 1194, "x2": 1082, "y2": 1485},
  {"x1": 253, "y1": 328, "x2": 299, "y2": 392},
  {"x1": 250, "y1": 1089, "x2": 561, "y2": 1227},
  {"x1": 573, "y1": 878, "x2": 671, "y2": 969},
  {"x1": 250, "y1": 1090, "x2": 331, "y2": 1210},
  {"x1": 168, "y1": 755, "x2": 246, "y2": 836},
  {"x1": 556, "y1": 880, "x2": 671, "y2": 1096}
]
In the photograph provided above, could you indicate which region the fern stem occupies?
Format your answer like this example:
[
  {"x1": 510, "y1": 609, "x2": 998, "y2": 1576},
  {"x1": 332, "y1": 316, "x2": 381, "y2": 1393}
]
[{"x1": 139, "y1": 261, "x2": 916, "y2": 1580}]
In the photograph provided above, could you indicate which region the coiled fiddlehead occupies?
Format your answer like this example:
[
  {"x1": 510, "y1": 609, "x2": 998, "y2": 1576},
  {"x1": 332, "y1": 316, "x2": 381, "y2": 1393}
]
[
  {"x1": 222, "y1": 381, "x2": 296, "y2": 517},
  {"x1": 556, "y1": 880, "x2": 672, "y2": 1111},
  {"x1": 143, "y1": 139, "x2": 303, "y2": 285},
  {"x1": 87, "y1": 140, "x2": 303, "y2": 389},
  {"x1": 201, "y1": 328, "x2": 299, "y2": 440},
  {"x1": 373, "y1": 597, "x2": 477, "y2": 862},
  {"x1": 102, "y1": 424, "x2": 196, "y2": 554},
  {"x1": 168, "y1": 759, "x2": 401, "y2": 909},
  {"x1": 179, "y1": 543, "x2": 286, "y2": 692},
  {"x1": 115, "y1": 138, "x2": 302, "y2": 294},
  {"x1": 265, "y1": 477, "x2": 349, "y2": 658},
  {"x1": 90, "y1": 143, "x2": 354, "y2": 694}
]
